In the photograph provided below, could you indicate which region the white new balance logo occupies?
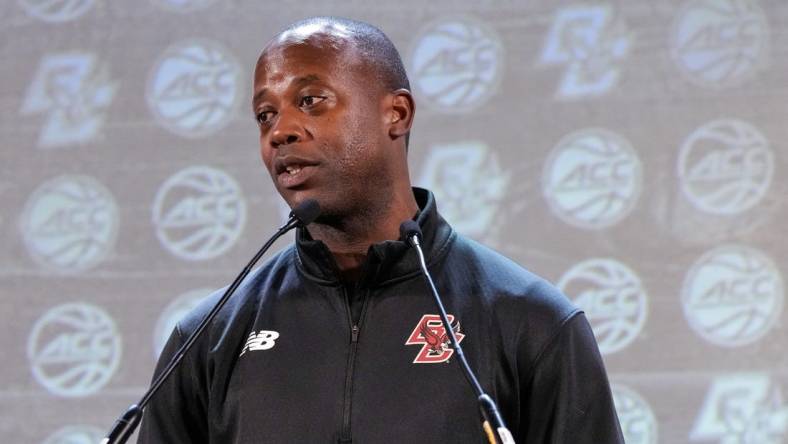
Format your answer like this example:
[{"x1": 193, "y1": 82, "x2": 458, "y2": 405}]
[{"x1": 239, "y1": 330, "x2": 279, "y2": 356}]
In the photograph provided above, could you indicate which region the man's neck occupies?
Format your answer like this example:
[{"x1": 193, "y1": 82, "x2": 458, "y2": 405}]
[{"x1": 306, "y1": 192, "x2": 419, "y2": 281}]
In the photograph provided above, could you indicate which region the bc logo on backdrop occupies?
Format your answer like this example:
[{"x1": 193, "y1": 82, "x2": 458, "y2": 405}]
[
  {"x1": 42, "y1": 425, "x2": 104, "y2": 444},
  {"x1": 150, "y1": 0, "x2": 218, "y2": 13},
  {"x1": 558, "y1": 258, "x2": 647, "y2": 355},
  {"x1": 539, "y1": 4, "x2": 632, "y2": 99},
  {"x1": 27, "y1": 303, "x2": 121, "y2": 397},
  {"x1": 409, "y1": 17, "x2": 503, "y2": 112},
  {"x1": 543, "y1": 128, "x2": 642, "y2": 229},
  {"x1": 417, "y1": 141, "x2": 510, "y2": 240},
  {"x1": 147, "y1": 39, "x2": 242, "y2": 138},
  {"x1": 154, "y1": 288, "x2": 211, "y2": 357},
  {"x1": 691, "y1": 374, "x2": 788, "y2": 443},
  {"x1": 17, "y1": 0, "x2": 95, "y2": 22},
  {"x1": 20, "y1": 175, "x2": 118, "y2": 273},
  {"x1": 682, "y1": 244, "x2": 783, "y2": 347},
  {"x1": 21, "y1": 52, "x2": 117, "y2": 149},
  {"x1": 678, "y1": 119, "x2": 773, "y2": 216},
  {"x1": 152, "y1": 166, "x2": 246, "y2": 261},
  {"x1": 611, "y1": 384, "x2": 658, "y2": 444},
  {"x1": 671, "y1": 0, "x2": 769, "y2": 89}
]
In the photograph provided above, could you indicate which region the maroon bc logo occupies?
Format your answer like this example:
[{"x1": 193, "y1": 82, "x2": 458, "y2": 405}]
[{"x1": 405, "y1": 314, "x2": 464, "y2": 364}]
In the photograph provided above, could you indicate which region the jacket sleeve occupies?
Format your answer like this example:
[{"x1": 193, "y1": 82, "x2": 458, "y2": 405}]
[
  {"x1": 519, "y1": 312, "x2": 625, "y2": 443},
  {"x1": 137, "y1": 323, "x2": 209, "y2": 444}
]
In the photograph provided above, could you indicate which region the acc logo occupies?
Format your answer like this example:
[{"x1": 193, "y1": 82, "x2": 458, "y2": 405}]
[
  {"x1": 409, "y1": 17, "x2": 503, "y2": 112},
  {"x1": 405, "y1": 314, "x2": 464, "y2": 364},
  {"x1": 682, "y1": 245, "x2": 783, "y2": 347},
  {"x1": 543, "y1": 128, "x2": 642, "y2": 229},
  {"x1": 153, "y1": 288, "x2": 210, "y2": 357},
  {"x1": 17, "y1": 0, "x2": 95, "y2": 23},
  {"x1": 417, "y1": 141, "x2": 510, "y2": 239},
  {"x1": 147, "y1": 39, "x2": 241, "y2": 138},
  {"x1": 671, "y1": 0, "x2": 769, "y2": 89},
  {"x1": 558, "y1": 259, "x2": 647, "y2": 355},
  {"x1": 539, "y1": 4, "x2": 632, "y2": 99},
  {"x1": 690, "y1": 374, "x2": 788, "y2": 442},
  {"x1": 21, "y1": 52, "x2": 117, "y2": 148},
  {"x1": 42, "y1": 425, "x2": 104, "y2": 444},
  {"x1": 612, "y1": 384, "x2": 658, "y2": 444},
  {"x1": 150, "y1": 0, "x2": 218, "y2": 13},
  {"x1": 678, "y1": 119, "x2": 773, "y2": 215},
  {"x1": 152, "y1": 166, "x2": 246, "y2": 261},
  {"x1": 20, "y1": 175, "x2": 118, "y2": 273},
  {"x1": 239, "y1": 330, "x2": 280, "y2": 356},
  {"x1": 27, "y1": 302, "x2": 121, "y2": 397}
]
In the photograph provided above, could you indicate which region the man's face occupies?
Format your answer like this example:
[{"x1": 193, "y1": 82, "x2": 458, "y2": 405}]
[{"x1": 252, "y1": 34, "x2": 394, "y2": 220}]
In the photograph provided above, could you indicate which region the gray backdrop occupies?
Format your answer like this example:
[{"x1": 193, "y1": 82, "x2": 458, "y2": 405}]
[{"x1": 1, "y1": 0, "x2": 787, "y2": 443}]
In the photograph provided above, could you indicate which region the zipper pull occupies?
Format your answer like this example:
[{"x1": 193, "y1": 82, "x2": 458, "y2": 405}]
[{"x1": 351, "y1": 325, "x2": 359, "y2": 343}]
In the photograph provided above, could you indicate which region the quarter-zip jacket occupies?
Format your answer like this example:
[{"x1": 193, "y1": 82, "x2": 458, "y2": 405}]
[{"x1": 138, "y1": 188, "x2": 624, "y2": 443}]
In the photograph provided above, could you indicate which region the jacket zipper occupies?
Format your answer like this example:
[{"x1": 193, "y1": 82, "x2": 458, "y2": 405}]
[{"x1": 339, "y1": 287, "x2": 369, "y2": 443}]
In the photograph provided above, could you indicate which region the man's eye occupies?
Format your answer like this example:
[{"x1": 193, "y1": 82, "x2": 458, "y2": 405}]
[
  {"x1": 300, "y1": 96, "x2": 325, "y2": 107},
  {"x1": 256, "y1": 111, "x2": 274, "y2": 124}
]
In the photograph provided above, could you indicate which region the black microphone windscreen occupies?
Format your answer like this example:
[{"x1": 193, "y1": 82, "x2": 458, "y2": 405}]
[
  {"x1": 399, "y1": 220, "x2": 422, "y2": 242},
  {"x1": 291, "y1": 199, "x2": 321, "y2": 226}
]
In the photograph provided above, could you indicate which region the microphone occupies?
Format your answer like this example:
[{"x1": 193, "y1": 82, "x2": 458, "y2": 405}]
[
  {"x1": 400, "y1": 221, "x2": 515, "y2": 444},
  {"x1": 102, "y1": 199, "x2": 321, "y2": 444}
]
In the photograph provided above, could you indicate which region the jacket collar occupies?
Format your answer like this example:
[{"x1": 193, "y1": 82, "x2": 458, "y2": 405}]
[{"x1": 293, "y1": 187, "x2": 455, "y2": 287}]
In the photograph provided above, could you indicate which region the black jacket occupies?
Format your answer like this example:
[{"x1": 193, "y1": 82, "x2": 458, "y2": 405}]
[{"x1": 138, "y1": 188, "x2": 624, "y2": 443}]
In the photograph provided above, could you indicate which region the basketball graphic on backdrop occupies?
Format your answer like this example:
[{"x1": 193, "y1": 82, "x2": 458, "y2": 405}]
[
  {"x1": 42, "y1": 425, "x2": 104, "y2": 444},
  {"x1": 410, "y1": 17, "x2": 503, "y2": 112},
  {"x1": 147, "y1": 39, "x2": 241, "y2": 138},
  {"x1": 154, "y1": 288, "x2": 210, "y2": 357},
  {"x1": 18, "y1": 0, "x2": 95, "y2": 23},
  {"x1": 671, "y1": 0, "x2": 769, "y2": 88},
  {"x1": 682, "y1": 245, "x2": 783, "y2": 347},
  {"x1": 612, "y1": 384, "x2": 658, "y2": 444},
  {"x1": 558, "y1": 259, "x2": 647, "y2": 355},
  {"x1": 152, "y1": 166, "x2": 246, "y2": 261},
  {"x1": 678, "y1": 119, "x2": 773, "y2": 215},
  {"x1": 417, "y1": 141, "x2": 510, "y2": 239},
  {"x1": 20, "y1": 175, "x2": 118, "y2": 273},
  {"x1": 27, "y1": 303, "x2": 121, "y2": 397},
  {"x1": 543, "y1": 128, "x2": 642, "y2": 229}
]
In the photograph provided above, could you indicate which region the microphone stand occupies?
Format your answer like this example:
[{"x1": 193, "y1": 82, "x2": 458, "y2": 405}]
[
  {"x1": 403, "y1": 223, "x2": 515, "y2": 444},
  {"x1": 101, "y1": 201, "x2": 319, "y2": 444}
]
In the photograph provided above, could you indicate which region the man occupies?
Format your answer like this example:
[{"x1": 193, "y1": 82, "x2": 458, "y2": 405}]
[{"x1": 139, "y1": 16, "x2": 624, "y2": 443}]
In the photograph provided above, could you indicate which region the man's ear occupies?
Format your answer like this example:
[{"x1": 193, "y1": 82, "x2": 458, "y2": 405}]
[{"x1": 387, "y1": 89, "x2": 415, "y2": 140}]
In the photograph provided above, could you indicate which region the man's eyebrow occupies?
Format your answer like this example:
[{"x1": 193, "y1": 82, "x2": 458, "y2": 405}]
[{"x1": 252, "y1": 74, "x2": 323, "y2": 108}]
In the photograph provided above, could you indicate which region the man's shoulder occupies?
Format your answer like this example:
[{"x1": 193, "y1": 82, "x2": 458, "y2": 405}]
[
  {"x1": 176, "y1": 244, "x2": 297, "y2": 336},
  {"x1": 446, "y1": 234, "x2": 579, "y2": 328}
]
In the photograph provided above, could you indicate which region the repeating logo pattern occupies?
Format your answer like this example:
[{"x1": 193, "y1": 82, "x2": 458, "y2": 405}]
[
  {"x1": 682, "y1": 245, "x2": 783, "y2": 347},
  {"x1": 671, "y1": 0, "x2": 769, "y2": 88},
  {"x1": 539, "y1": 4, "x2": 632, "y2": 99},
  {"x1": 147, "y1": 39, "x2": 242, "y2": 138},
  {"x1": 690, "y1": 374, "x2": 788, "y2": 443},
  {"x1": 405, "y1": 314, "x2": 465, "y2": 364},
  {"x1": 150, "y1": 0, "x2": 218, "y2": 13},
  {"x1": 27, "y1": 303, "x2": 121, "y2": 397},
  {"x1": 21, "y1": 52, "x2": 117, "y2": 148},
  {"x1": 612, "y1": 384, "x2": 658, "y2": 444},
  {"x1": 20, "y1": 175, "x2": 118, "y2": 273},
  {"x1": 558, "y1": 258, "x2": 648, "y2": 355},
  {"x1": 42, "y1": 425, "x2": 104, "y2": 444},
  {"x1": 678, "y1": 119, "x2": 773, "y2": 215},
  {"x1": 17, "y1": 0, "x2": 95, "y2": 23},
  {"x1": 410, "y1": 17, "x2": 503, "y2": 112},
  {"x1": 543, "y1": 128, "x2": 642, "y2": 229},
  {"x1": 152, "y1": 166, "x2": 246, "y2": 261},
  {"x1": 153, "y1": 288, "x2": 210, "y2": 357},
  {"x1": 417, "y1": 141, "x2": 510, "y2": 239}
]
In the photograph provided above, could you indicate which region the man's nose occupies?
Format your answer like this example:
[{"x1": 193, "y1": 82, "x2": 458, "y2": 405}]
[{"x1": 270, "y1": 111, "x2": 304, "y2": 148}]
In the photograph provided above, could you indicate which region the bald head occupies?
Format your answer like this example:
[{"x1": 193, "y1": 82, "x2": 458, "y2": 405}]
[{"x1": 259, "y1": 16, "x2": 410, "y2": 94}]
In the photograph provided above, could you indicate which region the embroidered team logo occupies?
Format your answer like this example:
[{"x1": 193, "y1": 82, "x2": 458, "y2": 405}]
[
  {"x1": 405, "y1": 314, "x2": 464, "y2": 364},
  {"x1": 239, "y1": 330, "x2": 279, "y2": 356}
]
